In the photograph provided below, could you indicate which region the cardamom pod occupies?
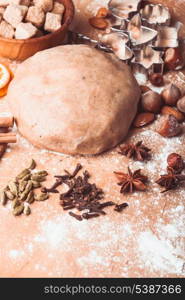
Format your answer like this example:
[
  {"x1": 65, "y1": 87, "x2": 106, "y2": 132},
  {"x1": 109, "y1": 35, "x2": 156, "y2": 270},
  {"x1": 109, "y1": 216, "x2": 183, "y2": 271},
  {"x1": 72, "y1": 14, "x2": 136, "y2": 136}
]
[
  {"x1": 21, "y1": 174, "x2": 31, "y2": 181},
  {"x1": 28, "y1": 159, "x2": 36, "y2": 170},
  {"x1": 35, "y1": 193, "x2": 49, "y2": 201},
  {"x1": 13, "y1": 204, "x2": 24, "y2": 216},
  {"x1": 5, "y1": 190, "x2": 15, "y2": 200},
  {"x1": 16, "y1": 169, "x2": 30, "y2": 180},
  {"x1": 19, "y1": 180, "x2": 28, "y2": 192},
  {"x1": 23, "y1": 205, "x2": 31, "y2": 216},
  {"x1": 33, "y1": 170, "x2": 48, "y2": 177},
  {"x1": 12, "y1": 199, "x2": 20, "y2": 209},
  {"x1": 8, "y1": 182, "x2": 18, "y2": 196},
  {"x1": 25, "y1": 180, "x2": 33, "y2": 193},
  {"x1": 31, "y1": 175, "x2": 47, "y2": 182},
  {"x1": 31, "y1": 180, "x2": 41, "y2": 188},
  {"x1": 0, "y1": 191, "x2": 7, "y2": 205},
  {"x1": 26, "y1": 190, "x2": 34, "y2": 204},
  {"x1": 19, "y1": 181, "x2": 33, "y2": 201}
]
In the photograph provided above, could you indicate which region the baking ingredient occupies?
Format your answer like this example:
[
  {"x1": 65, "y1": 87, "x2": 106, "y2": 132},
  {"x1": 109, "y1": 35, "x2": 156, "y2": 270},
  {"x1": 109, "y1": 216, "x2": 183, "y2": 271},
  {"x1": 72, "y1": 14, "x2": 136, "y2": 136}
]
[
  {"x1": 177, "y1": 96, "x2": 185, "y2": 113},
  {"x1": 156, "y1": 115, "x2": 182, "y2": 137},
  {"x1": 8, "y1": 45, "x2": 140, "y2": 155},
  {"x1": 161, "y1": 106, "x2": 185, "y2": 123},
  {"x1": 167, "y1": 153, "x2": 184, "y2": 174},
  {"x1": 0, "y1": 159, "x2": 49, "y2": 216},
  {"x1": 133, "y1": 112, "x2": 155, "y2": 128},
  {"x1": 149, "y1": 73, "x2": 164, "y2": 87},
  {"x1": 114, "y1": 167, "x2": 148, "y2": 193},
  {"x1": 141, "y1": 91, "x2": 162, "y2": 113},
  {"x1": 114, "y1": 203, "x2": 128, "y2": 212},
  {"x1": 0, "y1": 132, "x2": 17, "y2": 143},
  {"x1": 0, "y1": 116, "x2": 14, "y2": 127},
  {"x1": 156, "y1": 168, "x2": 185, "y2": 193},
  {"x1": 164, "y1": 48, "x2": 183, "y2": 71},
  {"x1": 161, "y1": 84, "x2": 181, "y2": 106},
  {"x1": 118, "y1": 141, "x2": 151, "y2": 161}
]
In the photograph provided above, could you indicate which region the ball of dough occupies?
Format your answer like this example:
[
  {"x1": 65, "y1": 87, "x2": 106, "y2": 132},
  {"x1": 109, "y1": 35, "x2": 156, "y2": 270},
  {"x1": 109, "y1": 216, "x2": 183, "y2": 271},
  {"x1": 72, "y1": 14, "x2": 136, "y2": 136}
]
[{"x1": 8, "y1": 45, "x2": 140, "y2": 155}]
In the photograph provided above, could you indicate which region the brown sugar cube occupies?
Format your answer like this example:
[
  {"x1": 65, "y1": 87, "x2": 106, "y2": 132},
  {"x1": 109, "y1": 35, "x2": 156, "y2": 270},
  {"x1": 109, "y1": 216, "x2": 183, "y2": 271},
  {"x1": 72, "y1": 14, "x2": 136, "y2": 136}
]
[
  {"x1": 44, "y1": 12, "x2": 62, "y2": 32},
  {"x1": 15, "y1": 22, "x2": 38, "y2": 39},
  {"x1": 51, "y1": 1, "x2": 64, "y2": 14},
  {"x1": 3, "y1": 4, "x2": 28, "y2": 28},
  {"x1": 33, "y1": 0, "x2": 53, "y2": 12},
  {"x1": 26, "y1": 6, "x2": 45, "y2": 28},
  {"x1": 0, "y1": 20, "x2": 14, "y2": 38}
]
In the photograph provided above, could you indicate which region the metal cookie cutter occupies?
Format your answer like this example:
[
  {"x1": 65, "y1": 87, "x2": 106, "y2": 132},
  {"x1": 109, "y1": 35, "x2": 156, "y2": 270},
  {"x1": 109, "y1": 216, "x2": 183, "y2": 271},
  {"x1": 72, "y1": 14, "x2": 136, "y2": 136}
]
[
  {"x1": 140, "y1": 4, "x2": 171, "y2": 29},
  {"x1": 127, "y1": 14, "x2": 158, "y2": 49},
  {"x1": 131, "y1": 45, "x2": 164, "y2": 78},
  {"x1": 68, "y1": 31, "x2": 133, "y2": 62},
  {"x1": 108, "y1": 0, "x2": 142, "y2": 20}
]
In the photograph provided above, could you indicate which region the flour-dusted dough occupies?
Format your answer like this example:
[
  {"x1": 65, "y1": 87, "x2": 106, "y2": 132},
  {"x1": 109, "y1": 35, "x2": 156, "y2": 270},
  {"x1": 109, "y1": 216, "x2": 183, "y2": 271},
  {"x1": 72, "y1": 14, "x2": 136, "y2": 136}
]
[{"x1": 8, "y1": 44, "x2": 140, "y2": 155}]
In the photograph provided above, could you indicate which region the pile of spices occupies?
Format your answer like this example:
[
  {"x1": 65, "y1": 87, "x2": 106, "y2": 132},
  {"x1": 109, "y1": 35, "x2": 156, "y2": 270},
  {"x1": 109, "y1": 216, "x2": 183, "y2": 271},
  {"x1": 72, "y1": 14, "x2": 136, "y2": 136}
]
[
  {"x1": 43, "y1": 164, "x2": 128, "y2": 221},
  {"x1": 0, "y1": 159, "x2": 49, "y2": 216}
]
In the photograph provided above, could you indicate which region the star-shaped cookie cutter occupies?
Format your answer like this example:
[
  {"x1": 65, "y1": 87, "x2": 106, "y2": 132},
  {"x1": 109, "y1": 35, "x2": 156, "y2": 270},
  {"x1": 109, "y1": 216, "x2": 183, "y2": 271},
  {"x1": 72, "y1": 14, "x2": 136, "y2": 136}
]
[{"x1": 131, "y1": 45, "x2": 164, "y2": 75}]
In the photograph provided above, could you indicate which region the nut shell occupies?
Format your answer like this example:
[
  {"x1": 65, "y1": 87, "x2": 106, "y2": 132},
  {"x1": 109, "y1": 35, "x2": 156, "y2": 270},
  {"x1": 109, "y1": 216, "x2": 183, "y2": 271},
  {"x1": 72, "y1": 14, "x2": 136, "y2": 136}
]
[
  {"x1": 141, "y1": 91, "x2": 162, "y2": 113},
  {"x1": 133, "y1": 112, "x2": 155, "y2": 128},
  {"x1": 161, "y1": 106, "x2": 185, "y2": 123},
  {"x1": 161, "y1": 84, "x2": 181, "y2": 106},
  {"x1": 149, "y1": 73, "x2": 164, "y2": 87},
  {"x1": 164, "y1": 48, "x2": 183, "y2": 71},
  {"x1": 167, "y1": 153, "x2": 184, "y2": 173},
  {"x1": 156, "y1": 115, "x2": 182, "y2": 137},
  {"x1": 177, "y1": 96, "x2": 185, "y2": 113}
]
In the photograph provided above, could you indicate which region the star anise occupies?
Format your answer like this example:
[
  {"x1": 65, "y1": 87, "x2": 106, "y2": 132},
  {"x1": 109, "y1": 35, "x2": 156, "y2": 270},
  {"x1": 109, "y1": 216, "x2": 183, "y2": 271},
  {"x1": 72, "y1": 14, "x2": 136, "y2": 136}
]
[
  {"x1": 156, "y1": 167, "x2": 185, "y2": 193},
  {"x1": 114, "y1": 167, "x2": 148, "y2": 193},
  {"x1": 118, "y1": 141, "x2": 151, "y2": 161}
]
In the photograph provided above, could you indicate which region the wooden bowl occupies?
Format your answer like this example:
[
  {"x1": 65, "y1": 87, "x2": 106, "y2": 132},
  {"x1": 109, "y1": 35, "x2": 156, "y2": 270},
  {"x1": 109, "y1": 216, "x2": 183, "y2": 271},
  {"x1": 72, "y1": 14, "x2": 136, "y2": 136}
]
[{"x1": 0, "y1": 0, "x2": 74, "y2": 61}]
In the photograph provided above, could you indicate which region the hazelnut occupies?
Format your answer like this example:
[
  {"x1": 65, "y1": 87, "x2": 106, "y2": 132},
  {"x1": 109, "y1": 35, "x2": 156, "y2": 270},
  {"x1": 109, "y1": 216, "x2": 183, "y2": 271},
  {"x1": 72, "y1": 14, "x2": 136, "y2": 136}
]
[
  {"x1": 161, "y1": 84, "x2": 181, "y2": 106},
  {"x1": 177, "y1": 96, "x2": 185, "y2": 113},
  {"x1": 167, "y1": 153, "x2": 184, "y2": 173},
  {"x1": 156, "y1": 115, "x2": 182, "y2": 138},
  {"x1": 161, "y1": 106, "x2": 185, "y2": 123},
  {"x1": 133, "y1": 112, "x2": 155, "y2": 128},
  {"x1": 141, "y1": 91, "x2": 162, "y2": 113},
  {"x1": 149, "y1": 73, "x2": 164, "y2": 87},
  {"x1": 164, "y1": 47, "x2": 184, "y2": 71}
]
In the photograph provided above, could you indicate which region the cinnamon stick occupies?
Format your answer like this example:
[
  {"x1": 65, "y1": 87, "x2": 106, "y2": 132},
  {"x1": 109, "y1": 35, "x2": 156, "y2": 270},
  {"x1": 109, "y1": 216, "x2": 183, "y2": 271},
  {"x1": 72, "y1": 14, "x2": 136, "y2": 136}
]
[
  {"x1": 0, "y1": 144, "x2": 7, "y2": 158},
  {"x1": 0, "y1": 133, "x2": 17, "y2": 143},
  {"x1": 0, "y1": 116, "x2": 14, "y2": 128}
]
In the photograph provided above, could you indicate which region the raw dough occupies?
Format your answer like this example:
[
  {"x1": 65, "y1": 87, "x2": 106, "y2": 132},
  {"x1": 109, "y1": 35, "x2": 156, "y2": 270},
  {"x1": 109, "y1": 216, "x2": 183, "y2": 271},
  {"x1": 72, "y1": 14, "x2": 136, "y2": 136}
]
[{"x1": 8, "y1": 44, "x2": 140, "y2": 155}]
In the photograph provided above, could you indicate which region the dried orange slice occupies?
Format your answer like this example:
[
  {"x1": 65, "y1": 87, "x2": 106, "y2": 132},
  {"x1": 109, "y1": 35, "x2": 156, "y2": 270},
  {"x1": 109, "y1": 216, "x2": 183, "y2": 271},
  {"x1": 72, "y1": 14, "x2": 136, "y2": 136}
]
[{"x1": 0, "y1": 63, "x2": 10, "y2": 89}]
